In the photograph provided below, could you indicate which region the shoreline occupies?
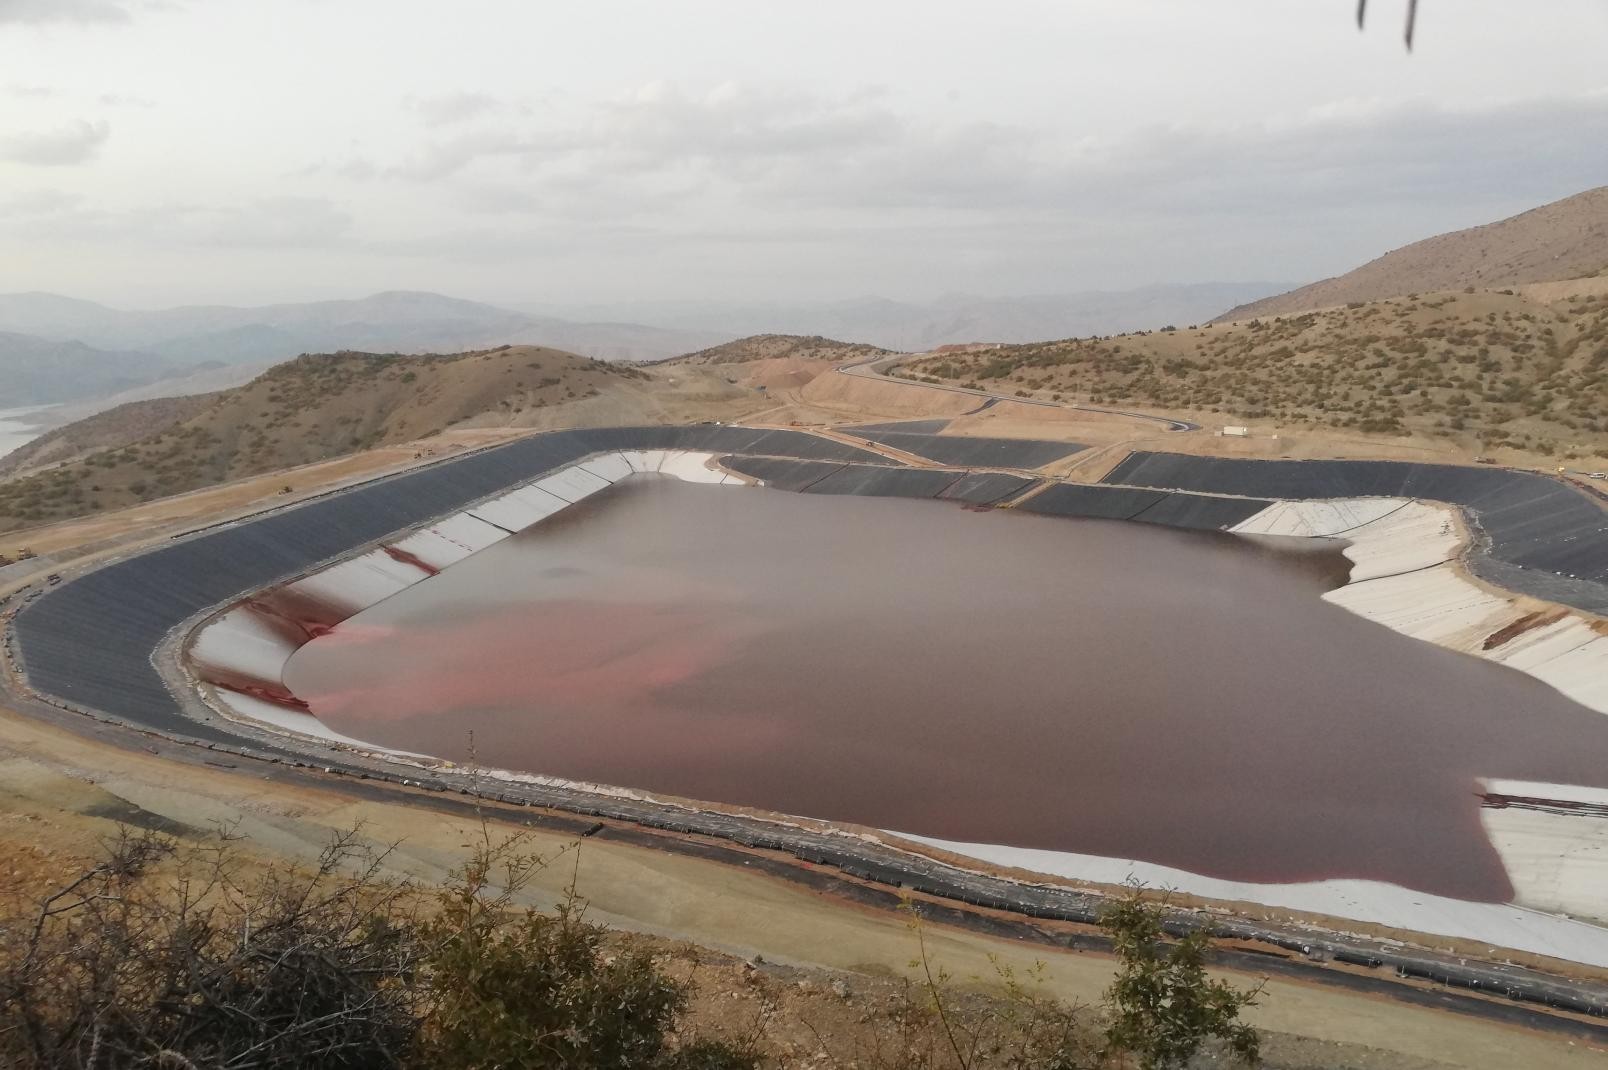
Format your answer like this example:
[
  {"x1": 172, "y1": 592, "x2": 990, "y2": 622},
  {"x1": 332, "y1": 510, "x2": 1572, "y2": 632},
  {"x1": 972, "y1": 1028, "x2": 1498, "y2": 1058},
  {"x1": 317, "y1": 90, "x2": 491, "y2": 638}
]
[{"x1": 0, "y1": 404, "x2": 58, "y2": 463}]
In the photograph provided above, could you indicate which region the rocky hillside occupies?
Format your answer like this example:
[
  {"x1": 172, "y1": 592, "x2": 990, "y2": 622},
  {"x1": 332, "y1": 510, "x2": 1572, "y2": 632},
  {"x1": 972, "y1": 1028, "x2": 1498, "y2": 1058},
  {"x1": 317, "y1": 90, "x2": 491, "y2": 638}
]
[
  {"x1": 661, "y1": 333, "x2": 893, "y2": 365},
  {"x1": 1218, "y1": 187, "x2": 1608, "y2": 323},
  {"x1": 905, "y1": 286, "x2": 1608, "y2": 459},
  {"x1": 0, "y1": 345, "x2": 646, "y2": 531}
]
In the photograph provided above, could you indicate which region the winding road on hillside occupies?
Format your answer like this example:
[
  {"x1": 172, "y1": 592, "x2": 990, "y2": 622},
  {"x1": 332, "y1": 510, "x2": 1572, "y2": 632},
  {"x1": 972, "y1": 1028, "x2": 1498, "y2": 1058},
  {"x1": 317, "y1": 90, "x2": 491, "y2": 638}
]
[{"x1": 837, "y1": 350, "x2": 1202, "y2": 432}]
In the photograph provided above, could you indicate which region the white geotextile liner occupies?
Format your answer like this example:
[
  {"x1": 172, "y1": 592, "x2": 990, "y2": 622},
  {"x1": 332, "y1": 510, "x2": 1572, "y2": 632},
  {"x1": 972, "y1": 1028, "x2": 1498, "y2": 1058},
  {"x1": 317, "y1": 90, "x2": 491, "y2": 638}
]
[
  {"x1": 579, "y1": 452, "x2": 633, "y2": 482},
  {"x1": 508, "y1": 484, "x2": 571, "y2": 515},
  {"x1": 1231, "y1": 498, "x2": 1405, "y2": 538},
  {"x1": 1481, "y1": 803, "x2": 1608, "y2": 926},
  {"x1": 1323, "y1": 562, "x2": 1512, "y2": 643},
  {"x1": 1510, "y1": 633, "x2": 1608, "y2": 712},
  {"x1": 426, "y1": 513, "x2": 508, "y2": 553},
  {"x1": 390, "y1": 528, "x2": 479, "y2": 570},
  {"x1": 469, "y1": 485, "x2": 569, "y2": 532},
  {"x1": 283, "y1": 550, "x2": 424, "y2": 614},
  {"x1": 534, "y1": 465, "x2": 611, "y2": 502},
  {"x1": 619, "y1": 450, "x2": 662, "y2": 473},
  {"x1": 1484, "y1": 779, "x2": 1608, "y2": 806},
  {"x1": 899, "y1": 830, "x2": 1608, "y2": 968},
  {"x1": 212, "y1": 689, "x2": 418, "y2": 753},
  {"x1": 191, "y1": 608, "x2": 299, "y2": 682},
  {"x1": 1340, "y1": 502, "x2": 1462, "y2": 581},
  {"x1": 658, "y1": 451, "x2": 727, "y2": 483}
]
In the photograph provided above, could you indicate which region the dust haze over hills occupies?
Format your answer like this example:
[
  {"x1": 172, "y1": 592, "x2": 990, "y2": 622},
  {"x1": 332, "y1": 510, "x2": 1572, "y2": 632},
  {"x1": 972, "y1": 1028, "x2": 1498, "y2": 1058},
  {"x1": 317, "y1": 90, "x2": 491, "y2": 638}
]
[
  {"x1": 0, "y1": 283, "x2": 1284, "y2": 411},
  {"x1": 0, "y1": 292, "x2": 725, "y2": 408},
  {"x1": 524, "y1": 283, "x2": 1283, "y2": 353},
  {"x1": 1216, "y1": 186, "x2": 1608, "y2": 323}
]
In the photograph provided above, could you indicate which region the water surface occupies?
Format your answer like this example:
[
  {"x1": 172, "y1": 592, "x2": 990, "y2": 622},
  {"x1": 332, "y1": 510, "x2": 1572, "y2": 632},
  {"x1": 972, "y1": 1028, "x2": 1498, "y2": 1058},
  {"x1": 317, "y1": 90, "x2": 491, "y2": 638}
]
[
  {"x1": 0, "y1": 405, "x2": 55, "y2": 462},
  {"x1": 284, "y1": 478, "x2": 1608, "y2": 901}
]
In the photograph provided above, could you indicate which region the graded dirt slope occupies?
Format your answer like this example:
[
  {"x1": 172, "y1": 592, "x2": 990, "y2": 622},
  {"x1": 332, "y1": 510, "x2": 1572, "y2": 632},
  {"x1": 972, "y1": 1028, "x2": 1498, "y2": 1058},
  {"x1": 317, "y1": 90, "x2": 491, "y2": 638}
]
[
  {"x1": 1219, "y1": 186, "x2": 1608, "y2": 322},
  {"x1": 660, "y1": 333, "x2": 893, "y2": 365},
  {"x1": 906, "y1": 288, "x2": 1608, "y2": 462},
  {"x1": 0, "y1": 345, "x2": 650, "y2": 532}
]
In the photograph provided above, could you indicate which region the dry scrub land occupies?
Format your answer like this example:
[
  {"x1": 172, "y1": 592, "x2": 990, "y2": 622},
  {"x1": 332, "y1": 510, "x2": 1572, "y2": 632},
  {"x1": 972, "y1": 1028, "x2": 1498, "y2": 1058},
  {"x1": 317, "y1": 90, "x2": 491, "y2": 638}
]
[{"x1": 904, "y1": 287, "x2": 1608, "y2": 464}]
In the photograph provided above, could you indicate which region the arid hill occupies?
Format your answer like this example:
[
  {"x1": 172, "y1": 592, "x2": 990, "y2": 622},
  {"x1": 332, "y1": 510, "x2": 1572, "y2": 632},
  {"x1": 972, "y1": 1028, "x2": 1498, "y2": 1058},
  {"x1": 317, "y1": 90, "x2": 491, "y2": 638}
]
[
  {"x1": 905, "y1": 286, "x2": 1608, "y2": 460},
  {"x1": 0, "y1": 345, "x2": 647, "y2": 531},
  {"x1": 1218, "y1": 187, "x2": 1608, "y2": 323},
  {"x1": 659, "y1": 334, "x2": 893, "y2": 365}
]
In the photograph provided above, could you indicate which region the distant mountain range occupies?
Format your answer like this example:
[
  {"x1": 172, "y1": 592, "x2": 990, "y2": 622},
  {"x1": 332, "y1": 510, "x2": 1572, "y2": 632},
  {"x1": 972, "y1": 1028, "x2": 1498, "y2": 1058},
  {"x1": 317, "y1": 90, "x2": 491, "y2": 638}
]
[
  {"x1": 519, "y1": 282, "x2": 1285, "y2": 353},
  {"x1": 0, "y1": 291, "x2": 726, "y2": 370},
  {"x1": 0, "y1": 282, "x2": 1289, "y2": 409},
  {"x1": 0, "y1": 290, "x2": 729, "y2": 408},
  {"x1": 0, "y1": 332, "x2": 201, "y2": 409}
]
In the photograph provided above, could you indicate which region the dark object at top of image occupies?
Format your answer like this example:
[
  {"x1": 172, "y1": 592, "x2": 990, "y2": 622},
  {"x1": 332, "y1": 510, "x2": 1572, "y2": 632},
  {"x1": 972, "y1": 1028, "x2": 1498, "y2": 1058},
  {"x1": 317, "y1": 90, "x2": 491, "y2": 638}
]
[{"x1": 1358, "y1": 0, "x2": 1421, "y2": 50}]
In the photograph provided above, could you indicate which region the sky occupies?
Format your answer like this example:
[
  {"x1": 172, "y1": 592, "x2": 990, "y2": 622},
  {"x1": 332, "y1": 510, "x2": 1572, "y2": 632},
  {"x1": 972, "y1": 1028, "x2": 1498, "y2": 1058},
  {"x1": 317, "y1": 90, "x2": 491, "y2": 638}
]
[{"x1": 1, "y1": 0, "x2": 1606, "y2": 310}]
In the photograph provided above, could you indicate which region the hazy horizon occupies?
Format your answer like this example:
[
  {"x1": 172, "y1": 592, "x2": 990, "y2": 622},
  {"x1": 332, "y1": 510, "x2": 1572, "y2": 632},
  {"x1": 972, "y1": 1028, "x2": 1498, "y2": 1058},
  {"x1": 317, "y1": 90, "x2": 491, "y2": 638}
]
[{"x1": 3, "y1": 1, "x2": 1606, "y2": 309}]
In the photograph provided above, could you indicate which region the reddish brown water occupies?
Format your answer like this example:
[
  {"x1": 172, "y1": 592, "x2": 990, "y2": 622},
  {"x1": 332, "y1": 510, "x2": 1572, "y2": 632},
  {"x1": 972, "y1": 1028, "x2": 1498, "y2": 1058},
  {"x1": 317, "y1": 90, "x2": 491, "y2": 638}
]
[{"x1": 283, "y1": 478, "x2": 1608, "y2": 901}]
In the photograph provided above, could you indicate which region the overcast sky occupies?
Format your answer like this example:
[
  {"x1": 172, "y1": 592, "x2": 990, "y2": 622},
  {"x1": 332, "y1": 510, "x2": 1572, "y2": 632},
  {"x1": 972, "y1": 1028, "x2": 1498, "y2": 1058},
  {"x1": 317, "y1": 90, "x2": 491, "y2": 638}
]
[{"x1": 2, "y1": 0, "x2": 1606, "y2": 310}]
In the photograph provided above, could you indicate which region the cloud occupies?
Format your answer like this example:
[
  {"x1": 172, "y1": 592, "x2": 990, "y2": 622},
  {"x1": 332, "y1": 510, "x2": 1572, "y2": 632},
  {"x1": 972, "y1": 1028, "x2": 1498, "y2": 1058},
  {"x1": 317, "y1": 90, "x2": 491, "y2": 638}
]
[
  {"x1": 346, "y1": 84, "x2": 1608, "y2": 303},
  {"x1": 406, "y1": 92, "x2": 504, "y2": 128},
  {"x1": 98, "y1": 92, "x2": 155, "y2": 108},
  {"x1": 383, "y1": 82, "x2": 907, "y2": 197},
  {"x1": 2, "y1": 195, "x2": 354, "y2": 251},
  {"x1": 0, "y1": 0, "x2": 130, "y2": 24},
  {"x1": 203, "y1": 196, "x2": 354, "y2": 248},
  {"x1": 0, "y1": 119, "x2": 111, "y2": 165},
  {"x1": 0, "y1": 188, "x2": 84, "y2": 216}
]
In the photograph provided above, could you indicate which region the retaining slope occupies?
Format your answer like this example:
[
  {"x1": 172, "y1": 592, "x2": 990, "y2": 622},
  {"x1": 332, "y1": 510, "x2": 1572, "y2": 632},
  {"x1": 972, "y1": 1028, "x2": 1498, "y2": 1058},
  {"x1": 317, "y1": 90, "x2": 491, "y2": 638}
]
[
  {"x1": 1105, "y1": 452, "x2": 1608, "y2": 614},
  {"x1": 845, "y1": 430, "x2": 1086, "y2": 469}
]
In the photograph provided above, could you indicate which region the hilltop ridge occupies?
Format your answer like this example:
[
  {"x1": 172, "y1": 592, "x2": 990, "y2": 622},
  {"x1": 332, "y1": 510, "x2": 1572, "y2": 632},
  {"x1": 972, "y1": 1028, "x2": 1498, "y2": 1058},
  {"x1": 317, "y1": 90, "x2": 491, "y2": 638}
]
[
  {"x1": 1218, "y1": 187, "x2": 1608, "y2": 322},
  {"x1": 660, "y1": 333, "x2": 894, "y2": 365}
]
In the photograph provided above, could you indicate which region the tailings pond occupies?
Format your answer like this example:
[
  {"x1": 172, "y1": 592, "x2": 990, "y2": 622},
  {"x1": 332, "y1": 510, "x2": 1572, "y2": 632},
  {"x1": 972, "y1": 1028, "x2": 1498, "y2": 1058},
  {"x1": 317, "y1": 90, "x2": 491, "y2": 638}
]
[{"x1": 282, "y1": 478, "x2": 1608, "y2": 902}]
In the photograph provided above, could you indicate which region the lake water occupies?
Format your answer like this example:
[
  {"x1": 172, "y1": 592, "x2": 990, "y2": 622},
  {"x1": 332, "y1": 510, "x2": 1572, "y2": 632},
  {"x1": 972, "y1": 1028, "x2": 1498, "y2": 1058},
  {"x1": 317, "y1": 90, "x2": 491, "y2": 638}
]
[
  {"x1": 0, "y1": 405, "x2": 55, "y2": 462},
  {"x1": 282, "y1": 478, "x2": 1608, "y2": 902}
]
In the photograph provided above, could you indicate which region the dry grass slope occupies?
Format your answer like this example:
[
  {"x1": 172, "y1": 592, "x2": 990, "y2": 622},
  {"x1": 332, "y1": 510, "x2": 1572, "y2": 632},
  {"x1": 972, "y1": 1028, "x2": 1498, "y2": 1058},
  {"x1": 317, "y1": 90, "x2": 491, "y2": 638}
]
[
  {"x1": 1219, "y1": 186, "x2": 1608, "y2": 322},
  {"x1": 906, "y1": 287, "x2": 1608, "y2": 458},
  {"x1": 0, "y1": 345, "x2": 646, "y2": 532}
]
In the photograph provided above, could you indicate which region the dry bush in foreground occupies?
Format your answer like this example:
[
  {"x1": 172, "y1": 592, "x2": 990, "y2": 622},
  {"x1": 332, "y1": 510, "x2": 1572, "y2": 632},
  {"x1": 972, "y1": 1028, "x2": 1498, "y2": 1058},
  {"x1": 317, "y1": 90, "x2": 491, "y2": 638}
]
[
  {"x1": 0, "y1": 828, "x2": 1258, "y2": 1069},
  {"x1": 0, "y1": 827, "x2": 422, "y2": 1069}
]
